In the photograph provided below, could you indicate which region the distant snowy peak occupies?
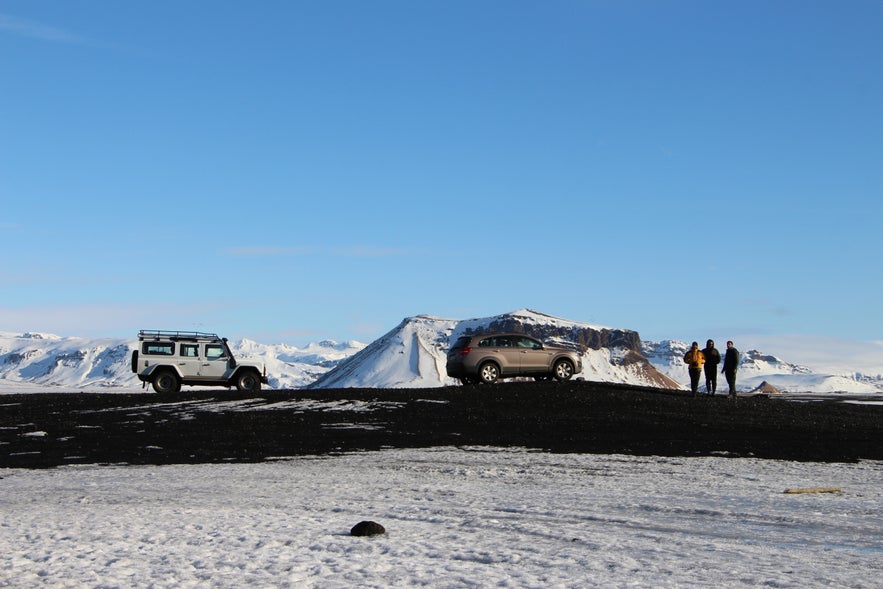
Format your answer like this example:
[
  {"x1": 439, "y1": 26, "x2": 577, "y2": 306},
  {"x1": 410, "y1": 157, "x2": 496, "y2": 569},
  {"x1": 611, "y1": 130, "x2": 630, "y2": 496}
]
[
  {"x1": 19, "y1": 332, "x2": 63, "y2": 341},
  {"x1": 216, "y1": 338, "x2": 367, "y2": 389},
  {"x1": 740, "y1": 349, "x2": 812, "y2": 375},
  {"x1": 0, "y1": 332, "x2": 133, "y2": 388},
  {"x1": 642, "y1": 341, "x2": 811, "y2": 375}
]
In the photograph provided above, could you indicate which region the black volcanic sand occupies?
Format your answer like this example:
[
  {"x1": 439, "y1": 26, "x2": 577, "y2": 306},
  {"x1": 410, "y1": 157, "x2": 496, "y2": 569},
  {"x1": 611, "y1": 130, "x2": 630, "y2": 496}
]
[{"x1": 1, "y1": 381, "x2": 882, "y2": 469}]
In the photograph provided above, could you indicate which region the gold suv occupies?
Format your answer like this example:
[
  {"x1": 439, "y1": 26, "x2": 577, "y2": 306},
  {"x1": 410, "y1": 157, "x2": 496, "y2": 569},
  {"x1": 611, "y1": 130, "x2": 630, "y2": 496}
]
[{"x1": 446, "y1": 333, "x2": 582, "y2": 384}]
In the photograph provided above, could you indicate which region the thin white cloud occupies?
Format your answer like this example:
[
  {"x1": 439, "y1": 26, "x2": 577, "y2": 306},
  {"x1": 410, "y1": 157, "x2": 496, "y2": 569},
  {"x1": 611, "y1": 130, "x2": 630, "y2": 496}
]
[
  {"x1": 224, "y1": 246, "x2": 320, "y2": 257},
  {"x1": 342, "y1": 246, "x2": 411, "y2": 257},
  {"x1": 224, "y1": 245, "x2": 414, "y2": 258},
  {"x1": 740, "y1": 298, "x2": 790, "y2": 318},
  {"x1": 0, "y1": 13, "x2": 85, "y2": 44}
]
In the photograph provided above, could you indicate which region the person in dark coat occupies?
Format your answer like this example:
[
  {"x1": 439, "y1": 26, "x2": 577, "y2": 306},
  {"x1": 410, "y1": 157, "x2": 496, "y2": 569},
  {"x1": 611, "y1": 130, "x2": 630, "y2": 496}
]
[
  {"x1": 722, "y1": 340, "x2": 740, "y2": 397},
  {"x1": 702, "y1": 339, "x2": 721, "y2": 395}
]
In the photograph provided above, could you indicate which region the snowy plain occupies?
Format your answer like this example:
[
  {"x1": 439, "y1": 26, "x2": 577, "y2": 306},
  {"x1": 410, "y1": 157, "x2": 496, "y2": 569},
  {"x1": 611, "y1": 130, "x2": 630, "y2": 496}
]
[{"x1": 1, "y1": 447, "x2": 881, "y2": 588}]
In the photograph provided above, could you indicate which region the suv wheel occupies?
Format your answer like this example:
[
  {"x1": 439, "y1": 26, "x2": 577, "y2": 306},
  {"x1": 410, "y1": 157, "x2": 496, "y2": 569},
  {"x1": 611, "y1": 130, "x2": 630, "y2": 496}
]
[
  {"x1": 153, "y1": 370, "x2": 181, "y2": 394},
  {"x1": 478, "y1": 362, "x2": 500, "y2": 384},
  {"x1": 236, "y1": 371, "x2": 261, "y2": 393},
  {"x1": 553, "y1": 359, "x2": 575, "y2": 381}
]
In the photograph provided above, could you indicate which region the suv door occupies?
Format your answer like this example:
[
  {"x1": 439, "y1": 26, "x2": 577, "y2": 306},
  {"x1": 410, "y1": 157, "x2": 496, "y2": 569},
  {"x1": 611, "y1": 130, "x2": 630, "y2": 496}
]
[
  {"x1": 492, "y1": 336, "x2": 522, "y2": 375},
  {"x1": 178, "y1": 343, "x2": 202, "y2": 377},
  {"x1": 514, "y1": 336, "x2": 550, "y2": 373},
  {"x1": 198, "y1": 342, "x2": 231, "y2": 379}
]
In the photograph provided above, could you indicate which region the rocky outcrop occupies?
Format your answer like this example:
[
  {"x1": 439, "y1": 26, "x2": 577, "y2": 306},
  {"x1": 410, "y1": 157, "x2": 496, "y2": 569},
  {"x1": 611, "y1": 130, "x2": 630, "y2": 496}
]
[
  {"x1": 752, "y1": 381, "x2": 782, "y2": 394},
  {"x1": 471, "y1": 315, "x2": 641, "y2": 354}
]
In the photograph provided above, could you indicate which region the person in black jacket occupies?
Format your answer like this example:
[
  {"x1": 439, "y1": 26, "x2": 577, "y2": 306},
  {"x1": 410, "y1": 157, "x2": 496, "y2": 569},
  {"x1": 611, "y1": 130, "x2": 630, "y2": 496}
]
[
  {"x1": 722, "y1": 340, "x2": 740, "y2": 397},
  {"x1": 701, "y1": 339, "x2": 721, "y2": 395}
]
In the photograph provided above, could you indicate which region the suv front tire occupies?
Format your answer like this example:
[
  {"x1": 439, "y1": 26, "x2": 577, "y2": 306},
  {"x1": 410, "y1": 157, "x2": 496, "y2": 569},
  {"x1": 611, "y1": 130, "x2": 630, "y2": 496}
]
[
  {"x1": 236, "y1": 371, "x2": 262, "y2": 393},
  {"x1": 553, "y1": 359, "x2": 575, "y2": 381}
]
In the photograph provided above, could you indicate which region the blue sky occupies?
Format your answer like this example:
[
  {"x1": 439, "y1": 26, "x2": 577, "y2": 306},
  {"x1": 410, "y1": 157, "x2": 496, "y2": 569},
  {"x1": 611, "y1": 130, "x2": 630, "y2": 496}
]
[{"x1": 1, "y1": 1, "x2": 881, "y2": 366}]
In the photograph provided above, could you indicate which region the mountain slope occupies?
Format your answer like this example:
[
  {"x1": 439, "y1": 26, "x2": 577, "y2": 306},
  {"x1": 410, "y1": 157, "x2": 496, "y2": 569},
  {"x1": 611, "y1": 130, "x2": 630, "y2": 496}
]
[
  {"x1": 309, "y1": 309, "x2": 680, "y2": 389},
  {"x1": 307, "y1": 315, "x2": 457, "y2": 389}
]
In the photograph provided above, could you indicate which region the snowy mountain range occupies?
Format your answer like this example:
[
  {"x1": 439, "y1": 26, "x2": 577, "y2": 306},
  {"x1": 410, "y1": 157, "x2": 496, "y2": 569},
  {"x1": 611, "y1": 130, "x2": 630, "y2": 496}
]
[{"x1": 1, "y1": 309, "x2": 881, "y2": 394}]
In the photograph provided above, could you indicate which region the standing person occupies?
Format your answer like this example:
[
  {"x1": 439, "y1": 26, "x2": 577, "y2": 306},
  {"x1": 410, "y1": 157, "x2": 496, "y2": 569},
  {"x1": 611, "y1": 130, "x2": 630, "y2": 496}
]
[
  {"x1": 701, "y1": 339, "x2": 721, "y2": 395},
  {"x1": 683, "y1": 342, "x2": 705, "y2": 396},
  {"x1": 722, "y1": 340, "x2": 740, "y2": 397}
]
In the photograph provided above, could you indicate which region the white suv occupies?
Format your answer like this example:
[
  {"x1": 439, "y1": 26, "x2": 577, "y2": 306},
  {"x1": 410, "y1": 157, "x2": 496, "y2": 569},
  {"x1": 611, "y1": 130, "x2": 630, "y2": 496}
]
[{"x1": 132, "y1": 330, "x2": 268, "y2": 393}]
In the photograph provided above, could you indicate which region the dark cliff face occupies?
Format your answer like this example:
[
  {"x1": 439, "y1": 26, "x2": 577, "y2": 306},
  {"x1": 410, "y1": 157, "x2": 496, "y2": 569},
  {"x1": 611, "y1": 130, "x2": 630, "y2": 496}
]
[{"x1": 466, "y1": 317, "x2": 643, "y2": 354}]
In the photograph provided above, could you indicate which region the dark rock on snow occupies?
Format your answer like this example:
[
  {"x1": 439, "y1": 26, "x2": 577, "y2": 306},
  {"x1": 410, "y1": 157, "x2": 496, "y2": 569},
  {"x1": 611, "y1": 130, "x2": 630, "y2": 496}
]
[{"x1": 350, "y1": 521, "x2": 386, "y2": 537}]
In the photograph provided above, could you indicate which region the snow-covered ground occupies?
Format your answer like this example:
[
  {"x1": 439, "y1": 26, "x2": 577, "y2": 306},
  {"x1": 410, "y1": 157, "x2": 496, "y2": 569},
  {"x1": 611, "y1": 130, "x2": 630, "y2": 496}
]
[{"x1": 1, "y1": 447, "x2": 880, "y2": 588}]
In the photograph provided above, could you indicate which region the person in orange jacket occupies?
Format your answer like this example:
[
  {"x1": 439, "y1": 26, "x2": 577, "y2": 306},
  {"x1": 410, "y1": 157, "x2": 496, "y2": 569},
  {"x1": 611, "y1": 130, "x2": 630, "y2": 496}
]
[{"x1": 683, "y1": 341, "x2": 705, "y2": 396}]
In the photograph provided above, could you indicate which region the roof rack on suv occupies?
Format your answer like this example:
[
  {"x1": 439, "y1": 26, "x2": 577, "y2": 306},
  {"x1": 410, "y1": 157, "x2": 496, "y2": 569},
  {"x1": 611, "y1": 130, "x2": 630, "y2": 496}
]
[{"x1": 138, "y1": 330, "x2": 221, "y2": 341}]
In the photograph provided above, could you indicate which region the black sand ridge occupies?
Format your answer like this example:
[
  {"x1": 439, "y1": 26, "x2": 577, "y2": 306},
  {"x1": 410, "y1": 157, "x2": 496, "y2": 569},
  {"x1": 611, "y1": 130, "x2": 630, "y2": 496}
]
[{"x1": 1, "y1": 381, "x2": 881, "y2": 469}]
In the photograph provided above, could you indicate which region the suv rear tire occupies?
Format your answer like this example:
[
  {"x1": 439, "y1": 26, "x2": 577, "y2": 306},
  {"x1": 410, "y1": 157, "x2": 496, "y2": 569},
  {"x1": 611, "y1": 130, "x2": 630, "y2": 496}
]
[
  {"x1": 153, "y1": 370, "x2": 181, "y2": 394},
  {"x1": 478, "y1": 362, "x2": 500, "y2": 384}
]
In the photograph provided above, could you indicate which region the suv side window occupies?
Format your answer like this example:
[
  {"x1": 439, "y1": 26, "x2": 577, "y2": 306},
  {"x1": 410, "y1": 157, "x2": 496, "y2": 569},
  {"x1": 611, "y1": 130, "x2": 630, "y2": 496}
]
[
  {"x1": 181, "y1": 344, "x2": 199, "y2": 358},
  {"x1": 515, "y1": 337, "x2": 540, "y2": 349},
  {"x1": 205, "y1": 344, "x2": 227, "y2": 360},
  {"x1": 143, "y1": 342, "x2": 174, "y2": 355},
  {"x1": 452, "y1": 336, "x2": 471, "y2": 349},
  {"x1": 479, "y1": 336, "x2": 512, "y2": 348}
]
